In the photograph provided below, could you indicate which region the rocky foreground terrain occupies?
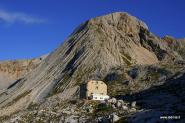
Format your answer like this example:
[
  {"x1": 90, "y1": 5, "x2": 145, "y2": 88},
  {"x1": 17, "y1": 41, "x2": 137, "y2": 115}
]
[{"x1": 0, "y1": 12, "x2": 185, "y2": 123}]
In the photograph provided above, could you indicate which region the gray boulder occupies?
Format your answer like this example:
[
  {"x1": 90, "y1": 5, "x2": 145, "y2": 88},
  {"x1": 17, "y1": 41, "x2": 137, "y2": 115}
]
[{"x1": 131, "y1": 101, "x2": 137, "y2": 107}]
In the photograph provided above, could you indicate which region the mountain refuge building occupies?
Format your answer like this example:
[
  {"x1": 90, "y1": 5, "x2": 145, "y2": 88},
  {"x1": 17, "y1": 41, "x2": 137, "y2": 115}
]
[{"x1": 80, "y1": 80, "x2": 109, "y2": 100}]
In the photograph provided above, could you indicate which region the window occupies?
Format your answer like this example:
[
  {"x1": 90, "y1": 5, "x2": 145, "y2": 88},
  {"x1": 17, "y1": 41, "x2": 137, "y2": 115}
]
[{"x1": 96, "y1": 86, "x2": 99, "y2": 90}]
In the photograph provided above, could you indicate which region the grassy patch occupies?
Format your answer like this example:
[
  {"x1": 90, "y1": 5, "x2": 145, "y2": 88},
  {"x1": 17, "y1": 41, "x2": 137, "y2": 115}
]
[
  {"x1": 120, "y1": 52, "x2": 132, "y2": 66},
  {"x1": 94, "y1": 103, "x2": 114, "y2": 116},
  {"x1": 27, "y1": 103, "x2": 39, "y2": 110}
]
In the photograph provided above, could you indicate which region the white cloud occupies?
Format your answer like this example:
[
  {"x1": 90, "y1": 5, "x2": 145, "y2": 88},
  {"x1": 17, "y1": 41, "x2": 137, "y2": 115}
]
[{"x1": 0, "y1": 9, "x2": 46, "y2": 24}]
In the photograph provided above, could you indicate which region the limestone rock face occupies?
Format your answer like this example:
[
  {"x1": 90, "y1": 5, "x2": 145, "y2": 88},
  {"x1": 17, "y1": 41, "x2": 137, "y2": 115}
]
[
  {"x1": 0, "y1": 56, "x2": 47, "y2": 90},
  {"x1": 0, "y1": 12, "x2": 184, "y2": 116},
  {"x1": 162, "y1": 36, "x2": 185, "y2": 59},
  {"x1": 86, "y1": 12, "x2": 158, "y2": 65}
]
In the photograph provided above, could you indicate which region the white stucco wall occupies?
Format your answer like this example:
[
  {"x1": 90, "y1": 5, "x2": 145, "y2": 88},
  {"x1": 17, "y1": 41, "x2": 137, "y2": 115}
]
[{"x1": 91, "y1": 94, "x2": 109, "y2": 100}]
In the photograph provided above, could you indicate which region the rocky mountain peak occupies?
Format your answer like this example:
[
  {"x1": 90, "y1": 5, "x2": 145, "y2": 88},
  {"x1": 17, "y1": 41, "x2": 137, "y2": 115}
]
[{"x1": 88, "y1": 12, "x2": 148, "y2": 33}]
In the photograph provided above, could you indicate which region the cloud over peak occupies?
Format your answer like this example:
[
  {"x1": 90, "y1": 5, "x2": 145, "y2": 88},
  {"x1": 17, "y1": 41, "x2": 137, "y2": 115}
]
[{"x1": 0, "y1": 9, "x2": 46, "y2": 24}]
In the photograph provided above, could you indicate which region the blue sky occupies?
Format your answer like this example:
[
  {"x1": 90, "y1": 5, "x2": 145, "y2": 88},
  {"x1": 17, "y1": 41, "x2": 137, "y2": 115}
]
[{"x1": 0, "y1": 0, "x2": 184, "y2": 60}]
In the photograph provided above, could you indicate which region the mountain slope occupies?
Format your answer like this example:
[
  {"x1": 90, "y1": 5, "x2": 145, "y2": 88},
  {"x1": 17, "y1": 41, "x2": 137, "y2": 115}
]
[
  {"x1": 127, "y1": 70, "x2": 185, "y2": 123},
  {"x1": 0, "y1": 56, "x2": 47, "y2": 90},
  {"x1": 0, "y1": 12, "x2": 184, "y2": 117}
]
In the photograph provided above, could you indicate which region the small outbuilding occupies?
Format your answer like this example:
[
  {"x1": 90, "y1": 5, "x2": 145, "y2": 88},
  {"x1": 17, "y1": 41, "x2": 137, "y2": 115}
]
[{"x1": 90, "y1": 94, "x2": 110, "y2": 100}]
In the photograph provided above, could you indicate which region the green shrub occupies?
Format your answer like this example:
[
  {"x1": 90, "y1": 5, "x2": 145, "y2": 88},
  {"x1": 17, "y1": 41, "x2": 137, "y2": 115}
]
[{"x1": 96, "y1": 103, "x2": 112, "y2": 112}]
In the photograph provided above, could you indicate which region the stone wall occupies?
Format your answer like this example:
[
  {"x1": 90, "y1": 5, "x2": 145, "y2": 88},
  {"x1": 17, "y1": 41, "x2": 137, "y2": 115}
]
[{"x1": 86, "y1": 80, "x2": 107, "y2": 98}]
